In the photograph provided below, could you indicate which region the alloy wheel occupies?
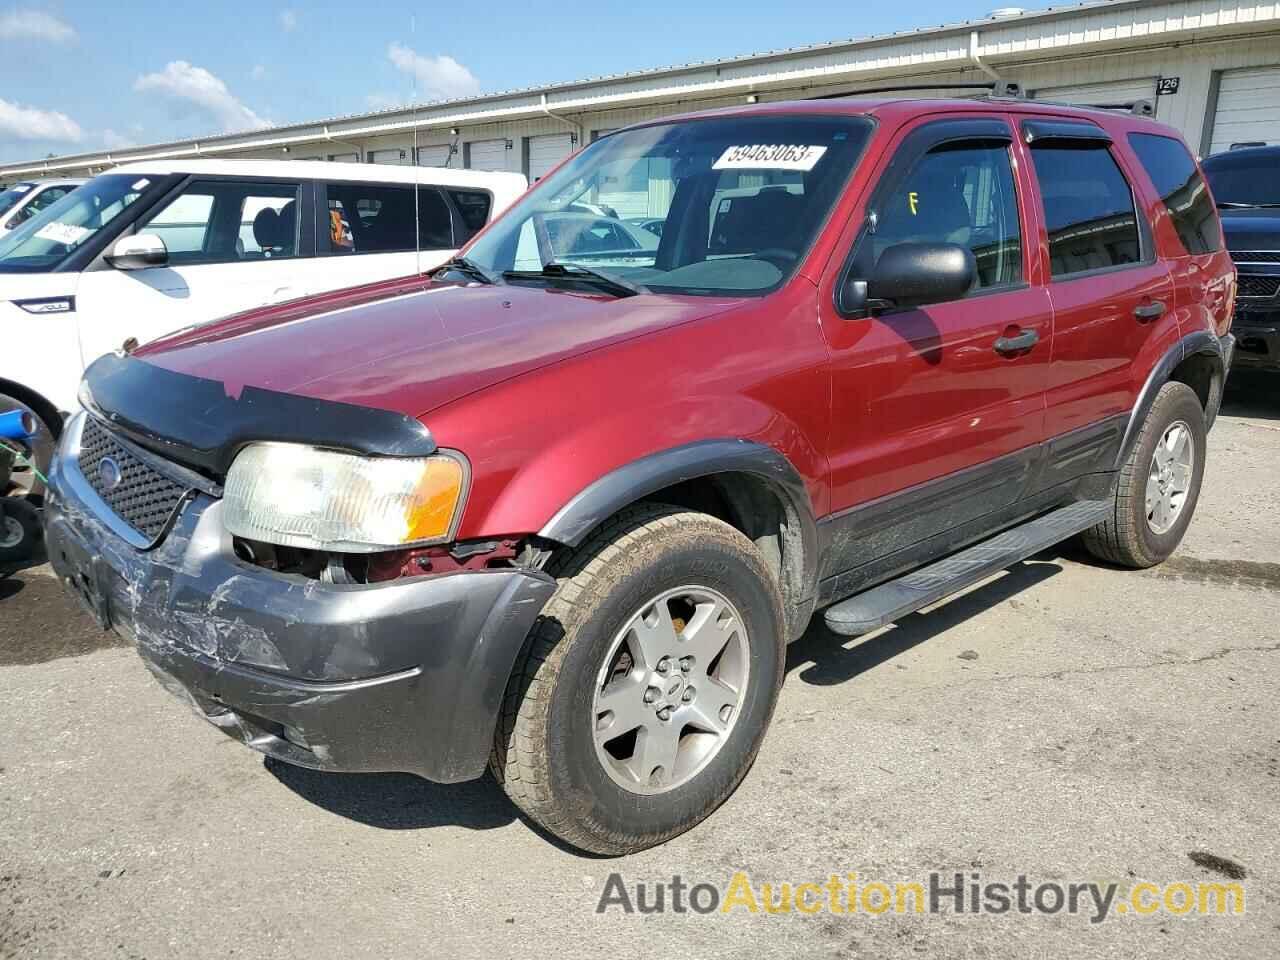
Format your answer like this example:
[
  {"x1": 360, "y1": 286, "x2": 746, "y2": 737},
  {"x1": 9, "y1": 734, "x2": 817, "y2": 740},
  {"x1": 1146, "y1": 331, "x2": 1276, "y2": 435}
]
[{"x1": 591, "y1": 585, "x2": 750, "y2": 795}]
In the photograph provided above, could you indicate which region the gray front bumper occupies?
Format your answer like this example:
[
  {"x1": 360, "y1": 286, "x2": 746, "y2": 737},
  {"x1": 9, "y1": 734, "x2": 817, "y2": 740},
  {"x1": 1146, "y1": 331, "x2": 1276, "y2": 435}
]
[{"x1": 43, "y1": 415, "x2": 555, "y2": 782}]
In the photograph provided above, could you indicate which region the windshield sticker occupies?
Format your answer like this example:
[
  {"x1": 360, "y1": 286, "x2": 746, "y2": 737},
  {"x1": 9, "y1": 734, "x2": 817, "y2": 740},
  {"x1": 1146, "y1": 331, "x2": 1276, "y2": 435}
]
[
  {"x1": 713, "y1": 144, "x2": 828, "y2": 171},
  {"x1": 132, "y1": 178, "x2": 150, "y2": 191},
  {"x1": 13, "y1": 184, "x2": 31, "y2": 193},
  {"x1": 34, "y1": 222, "x2": 92, "y2": 246}
]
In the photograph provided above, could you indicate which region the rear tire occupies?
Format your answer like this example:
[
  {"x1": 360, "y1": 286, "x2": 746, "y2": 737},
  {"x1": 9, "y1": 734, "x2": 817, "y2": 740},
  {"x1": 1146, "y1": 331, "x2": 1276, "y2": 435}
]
[
  {"x1": 491, "y1": 504, "x2": 786, "y2": 855},
  {"x1": 1082, "y1": 381, "x2": 1206, "y2": 568}
]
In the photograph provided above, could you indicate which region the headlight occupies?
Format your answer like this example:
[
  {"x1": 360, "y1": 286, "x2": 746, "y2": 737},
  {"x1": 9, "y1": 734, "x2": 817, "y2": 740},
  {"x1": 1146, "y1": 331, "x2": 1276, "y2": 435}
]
[{"x1": 222, "y1": 442, "x2": 468, "y2": 552}]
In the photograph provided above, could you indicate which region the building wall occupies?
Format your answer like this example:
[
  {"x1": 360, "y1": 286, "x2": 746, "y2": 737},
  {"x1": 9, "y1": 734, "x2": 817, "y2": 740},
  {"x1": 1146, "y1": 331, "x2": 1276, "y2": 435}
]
[{"x1": 211, "y1": 35, "x2": 1277, "y2": 173}]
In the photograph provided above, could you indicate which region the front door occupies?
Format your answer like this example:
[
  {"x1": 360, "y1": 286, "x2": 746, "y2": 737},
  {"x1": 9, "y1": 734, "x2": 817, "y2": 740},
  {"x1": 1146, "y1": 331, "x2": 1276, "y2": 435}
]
[
  {"x1": 76, "y1": 177, "x2": 310, "y2": 366},
  {"x1": 818, "y1": 116, "x2": 1052, "y2": 577}
]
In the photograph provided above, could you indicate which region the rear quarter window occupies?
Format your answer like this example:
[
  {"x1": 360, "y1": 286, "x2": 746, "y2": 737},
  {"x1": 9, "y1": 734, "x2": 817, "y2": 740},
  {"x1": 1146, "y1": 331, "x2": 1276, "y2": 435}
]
[
  {"x1": 448, "y1": 189, "x2": 492, "y2": 243},
  {"x1": 1127, "y1": 133, "x2": 1222, "y2": 255}
]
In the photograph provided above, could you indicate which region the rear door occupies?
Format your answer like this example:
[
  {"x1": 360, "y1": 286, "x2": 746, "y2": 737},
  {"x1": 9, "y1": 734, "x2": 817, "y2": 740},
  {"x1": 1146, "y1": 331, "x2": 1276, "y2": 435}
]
[
  {"x1": 76, "y1": 176, "x2": 310, "y2": 360},
  {"x1": 1020, "y1": 118, "x2": 1178, "y2": 440},
  {"x1": 819, "y1": 115, "x2": 1052, "y2": 573},
  {"x1": 288, "y1": 180, "x2": 461, "y2": 294}
]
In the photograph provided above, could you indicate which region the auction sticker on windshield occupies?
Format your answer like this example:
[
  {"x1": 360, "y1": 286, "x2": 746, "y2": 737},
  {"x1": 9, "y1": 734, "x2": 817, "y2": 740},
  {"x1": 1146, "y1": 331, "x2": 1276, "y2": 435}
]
[
  {"x1": 713, "y1": 144, "x2": 828, "y2": 171},
  {"x1": 35, "y1": 222, "x2": 93, "y2": 246}
]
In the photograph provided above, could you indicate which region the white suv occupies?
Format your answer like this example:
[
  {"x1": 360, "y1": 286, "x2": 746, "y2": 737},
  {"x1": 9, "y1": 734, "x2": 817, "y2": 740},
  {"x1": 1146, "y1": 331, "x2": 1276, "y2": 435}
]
[
  {"x1": 0, "y1": 159, "x2": 527, "y2": 497},
  {"x1": 0, "y1": 178, "x2": 87, "y2": 232}
]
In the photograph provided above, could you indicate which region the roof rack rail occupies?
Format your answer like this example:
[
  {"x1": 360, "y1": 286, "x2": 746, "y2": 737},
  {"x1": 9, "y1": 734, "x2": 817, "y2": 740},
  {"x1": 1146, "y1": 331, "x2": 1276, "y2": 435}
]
[
  {"x1": 809, "y1": 80, "x2": 1024, "y2": 101},
  {"x1": 1026, "y1": 97, "x2": 1156, "y2": 117}
]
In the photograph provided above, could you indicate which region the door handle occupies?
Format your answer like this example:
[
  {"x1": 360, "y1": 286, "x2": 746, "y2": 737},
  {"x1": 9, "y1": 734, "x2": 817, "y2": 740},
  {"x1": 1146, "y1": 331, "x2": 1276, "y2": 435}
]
[
  {"x1": 1134, "y1": 300, "x2": 1166, "y2": 322},
  {"x1": 993, "y1": 329, "x2": 1039, "y2": 355}
]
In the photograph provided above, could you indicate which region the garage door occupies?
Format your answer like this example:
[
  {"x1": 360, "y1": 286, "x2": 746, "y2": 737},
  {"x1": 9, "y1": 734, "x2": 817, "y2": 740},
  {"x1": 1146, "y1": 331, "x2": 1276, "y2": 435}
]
[
  {"x1": 1035, "y1": 78, "x2": 1157, "y2": 109},
  {"x1": 1209, "y1": 66, "x2": 1280, "y2": 153},
  {"x1": 467, "y1": 139, "x2": 509, "y2": 172},
  {"x1": 416, "y1": 144, "x2": 453, "y2": 168},
  {"x1": 527, "y1": 133, "x2": 574, "y2": 181},
  {"x1": 368, "y1": 148, "x2": 410, "y2": 165}
]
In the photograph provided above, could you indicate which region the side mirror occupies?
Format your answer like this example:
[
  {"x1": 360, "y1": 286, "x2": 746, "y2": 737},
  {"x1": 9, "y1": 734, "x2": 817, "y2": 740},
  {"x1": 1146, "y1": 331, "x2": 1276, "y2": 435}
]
[
  {"x1": 840, "y1": 242, "x2": 976, "y2": 316},
  {"x1": 106, "y1": 233, "x2": 168, "y2": 270}
]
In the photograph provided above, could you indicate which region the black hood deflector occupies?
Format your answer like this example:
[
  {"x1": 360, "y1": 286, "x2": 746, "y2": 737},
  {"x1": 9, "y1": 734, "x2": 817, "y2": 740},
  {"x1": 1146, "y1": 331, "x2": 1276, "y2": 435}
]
[{"x1": 80, "y1": 353, "x2": 436, "y2": 477}]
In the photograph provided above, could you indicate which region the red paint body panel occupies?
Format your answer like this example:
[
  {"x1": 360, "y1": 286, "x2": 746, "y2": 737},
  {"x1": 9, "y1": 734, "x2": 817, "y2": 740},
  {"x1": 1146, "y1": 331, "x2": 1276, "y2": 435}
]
[{"x1": 132, "y1": 97, "x2": 1235, "y2": 549}]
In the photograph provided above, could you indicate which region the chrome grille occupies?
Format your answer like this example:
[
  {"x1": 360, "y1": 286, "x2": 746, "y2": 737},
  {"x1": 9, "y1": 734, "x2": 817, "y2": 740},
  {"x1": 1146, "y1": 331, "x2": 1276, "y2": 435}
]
[
  {"x1": 78, "y1": 417, "x2": 190, "y2": 542},
  {"x1": 1236, "y1": 274, "x2": 1280, "y2": 299},
  {"x1": 1231, "y1": 251, "x2": 1280, "y2": 265}
]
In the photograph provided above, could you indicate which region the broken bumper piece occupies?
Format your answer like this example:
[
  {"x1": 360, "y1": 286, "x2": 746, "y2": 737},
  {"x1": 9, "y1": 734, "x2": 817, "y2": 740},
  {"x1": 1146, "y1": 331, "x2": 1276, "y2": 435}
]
[{"x1": 43, "y1": 420, "x2": 556, "y2": 783}]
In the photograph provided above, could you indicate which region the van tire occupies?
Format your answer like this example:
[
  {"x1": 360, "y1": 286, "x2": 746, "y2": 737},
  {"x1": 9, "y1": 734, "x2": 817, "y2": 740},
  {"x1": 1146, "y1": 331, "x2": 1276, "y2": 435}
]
[{"x1": 491, "y1": 504, "x2": 786, "y2": 855}]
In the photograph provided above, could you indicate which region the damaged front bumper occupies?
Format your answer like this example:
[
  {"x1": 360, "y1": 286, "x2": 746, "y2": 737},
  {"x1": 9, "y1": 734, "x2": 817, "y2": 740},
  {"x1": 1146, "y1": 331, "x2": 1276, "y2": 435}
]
[{"x1": 44, "y1": 415, "x2": 556, "y2": 783}]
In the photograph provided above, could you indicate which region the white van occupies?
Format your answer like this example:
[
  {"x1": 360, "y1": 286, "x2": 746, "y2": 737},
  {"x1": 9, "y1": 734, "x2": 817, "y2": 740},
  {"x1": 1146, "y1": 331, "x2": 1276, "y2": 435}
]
[{"x1": 0, "y1": 159, "x2": 526, "y2": 497}]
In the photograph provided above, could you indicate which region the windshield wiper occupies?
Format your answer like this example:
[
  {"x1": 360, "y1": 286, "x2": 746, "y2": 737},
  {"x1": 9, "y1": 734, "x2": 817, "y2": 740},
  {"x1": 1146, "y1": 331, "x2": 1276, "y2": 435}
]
[
  {"x1": 502, "y1": 262, "x2": 646, "y2": 298},
  {"x1": 1217, "y1": 201, "x2": 1280, "y2": 209},
  {"x1": 435, "y1": 255, "x2": 495, "y2": 284}
]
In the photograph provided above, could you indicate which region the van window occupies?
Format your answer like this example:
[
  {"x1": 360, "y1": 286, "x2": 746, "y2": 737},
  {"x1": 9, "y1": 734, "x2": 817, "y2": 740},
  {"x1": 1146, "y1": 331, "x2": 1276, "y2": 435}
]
[
  {"x1": 448, "y1": 189, "x2": 492, "y2": 242},
  {"x1": 1029, "y1": 144, "x2": 1141, "y2": 277},
  {"x1": 1127, "y1": 133, "x2": 1222, "y2": 255},
  {"x1": 138, "y1": 180, "x2": 303, "y2": 265},
  {"x1": 323, "y1": 183, "x2": 454, "y2": 254}
]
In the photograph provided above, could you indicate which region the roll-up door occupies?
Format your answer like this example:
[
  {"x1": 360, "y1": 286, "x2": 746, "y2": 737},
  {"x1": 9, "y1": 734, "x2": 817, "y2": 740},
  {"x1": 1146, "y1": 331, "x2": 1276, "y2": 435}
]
[
  {"x1": 527, "y1": 133, "x2": 574, "y2": 180},
  {"x1": 1209, "y1": 66, "x2": 1280, "y2": 153},
  {"x1": 466, "y1": 139, "x2": 509, "y2": 171},
  {"x1": 416, "y1": 144, "x2": 453, "y2": 168}
]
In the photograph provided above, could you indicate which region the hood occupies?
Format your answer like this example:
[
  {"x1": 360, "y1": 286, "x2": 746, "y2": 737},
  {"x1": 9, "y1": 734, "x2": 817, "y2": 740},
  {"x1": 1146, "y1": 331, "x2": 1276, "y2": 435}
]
[
  {"x1": 137, "y1": 277, "x2": 742, "y2": 419},
  {"x1": 1219, "y1": 208, "x2": 1280, "y2": 251}
]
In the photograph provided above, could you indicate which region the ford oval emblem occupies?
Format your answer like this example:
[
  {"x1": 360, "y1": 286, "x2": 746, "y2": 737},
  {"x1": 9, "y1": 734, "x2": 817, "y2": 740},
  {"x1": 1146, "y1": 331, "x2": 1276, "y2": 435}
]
[{"x1": 98, "y1": 456, "x2": 122, "y2": 492}]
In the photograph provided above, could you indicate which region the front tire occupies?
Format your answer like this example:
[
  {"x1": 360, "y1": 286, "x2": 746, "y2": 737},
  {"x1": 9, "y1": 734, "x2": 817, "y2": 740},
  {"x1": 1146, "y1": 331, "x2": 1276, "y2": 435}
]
[
  {"x1": 1082, "y1": 381, "x2": 1206, "y2": 568},
  {"x1": 491, "y1": 504, "x2": 786, "y2": 855}
]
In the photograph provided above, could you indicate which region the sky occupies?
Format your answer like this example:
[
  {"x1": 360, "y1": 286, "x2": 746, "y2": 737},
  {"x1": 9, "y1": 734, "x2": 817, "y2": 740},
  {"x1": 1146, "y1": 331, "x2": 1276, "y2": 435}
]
[{"x1": 0, "y1": 0, "x2": 1057, "y2": 165}]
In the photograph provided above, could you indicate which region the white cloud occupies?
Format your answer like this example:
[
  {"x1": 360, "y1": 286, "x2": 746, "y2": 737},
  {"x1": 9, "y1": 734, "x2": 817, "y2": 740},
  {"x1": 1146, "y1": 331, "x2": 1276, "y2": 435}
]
[
  {"x1": 102, "y1": 128, "x2": 136, "y2": 150},
  {"x1": 134, "y1": 61, "x2": 270, "y2": 133},
  {"x1": 0, "y1": 97, "x2": 82, "y2": 142},
  {"x1": 250, "y1": 63, "x2": 267, "y2": 81},
  {"x1": 0, "y1": 9, "x2": 75, "y2": 43},
  {"x1": 279, "y1": 9, "x2": 297, "y2": 31},
  {"x1": 387, "y1": 42, "x2": 480, "y2": 102}
]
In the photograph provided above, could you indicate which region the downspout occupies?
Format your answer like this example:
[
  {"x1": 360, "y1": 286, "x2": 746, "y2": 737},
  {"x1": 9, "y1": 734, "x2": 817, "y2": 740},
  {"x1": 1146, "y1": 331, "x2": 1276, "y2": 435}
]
[
  {"x1": 322, "y1": 124, "x2": 365, "y2": 161},
  {"x1": 541, "y1": 93, "x2": 584, "y2": 148},
  {"x1": 969, "y1": 29, "x2": 1001, "y2": 82}
]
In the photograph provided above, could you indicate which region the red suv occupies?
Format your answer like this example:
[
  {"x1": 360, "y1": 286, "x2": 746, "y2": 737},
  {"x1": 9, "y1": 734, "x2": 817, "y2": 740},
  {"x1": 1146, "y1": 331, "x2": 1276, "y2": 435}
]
[{"x1": 45, "y1": 95, "x2": 1235, "y2": 855}]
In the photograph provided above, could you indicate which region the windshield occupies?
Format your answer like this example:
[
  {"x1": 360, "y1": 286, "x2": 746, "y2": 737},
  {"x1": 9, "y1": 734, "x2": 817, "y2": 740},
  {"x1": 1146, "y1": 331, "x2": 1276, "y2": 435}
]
[
  {"x1": 464, "y1": 114, "x2": 873, "y2": 296},
  {"x1": 0, "y1": 183, "x2": 36, "y2": 217},
  {"x1": 1202, "y1": 151, "x2": 1280, "y2": 207},
  {"x1": 0, "y1": 173, "x2": 157, "y2": 273}
]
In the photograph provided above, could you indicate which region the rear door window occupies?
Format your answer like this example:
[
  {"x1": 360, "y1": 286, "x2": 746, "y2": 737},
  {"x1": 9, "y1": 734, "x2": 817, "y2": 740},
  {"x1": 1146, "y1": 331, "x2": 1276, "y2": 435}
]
[
  {"x1": 323, "y1": 183, "x2": 454, "y2": 254},
  {"x1": 1028, "y1": 143, "x2": 1141, "y2": 278},
  {"x1": 1127, "y1": 133, "x2": 1222, "y2": 255}
]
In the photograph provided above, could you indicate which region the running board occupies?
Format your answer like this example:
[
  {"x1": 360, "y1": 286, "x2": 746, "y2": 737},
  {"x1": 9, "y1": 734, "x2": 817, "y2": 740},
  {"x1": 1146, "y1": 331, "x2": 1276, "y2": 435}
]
[{"x1": 823, "y1": 500, "x2": 1111, "y2": 636}]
